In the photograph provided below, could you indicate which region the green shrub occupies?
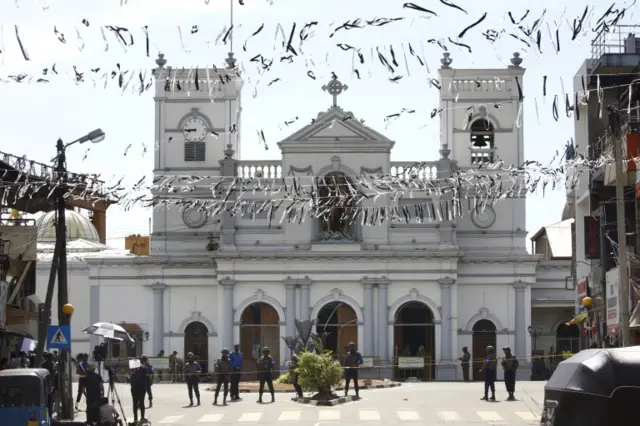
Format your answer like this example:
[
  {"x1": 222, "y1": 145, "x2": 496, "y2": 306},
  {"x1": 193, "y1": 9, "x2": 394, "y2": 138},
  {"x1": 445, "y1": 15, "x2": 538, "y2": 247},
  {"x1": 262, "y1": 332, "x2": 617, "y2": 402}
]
[
  {"x1": 296, "y1": 351, "x2": 343, "y2": 396},
  {"x1": 277, "y1": 372, "x2": 292, "y2": 384}
]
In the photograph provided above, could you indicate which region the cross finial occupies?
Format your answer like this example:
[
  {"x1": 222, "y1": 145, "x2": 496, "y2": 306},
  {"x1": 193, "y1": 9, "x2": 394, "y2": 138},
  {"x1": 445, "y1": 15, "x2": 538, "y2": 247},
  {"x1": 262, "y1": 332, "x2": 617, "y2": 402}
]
[{"x1": 322, "y1": 75, "x2": 348, "y2": 108}]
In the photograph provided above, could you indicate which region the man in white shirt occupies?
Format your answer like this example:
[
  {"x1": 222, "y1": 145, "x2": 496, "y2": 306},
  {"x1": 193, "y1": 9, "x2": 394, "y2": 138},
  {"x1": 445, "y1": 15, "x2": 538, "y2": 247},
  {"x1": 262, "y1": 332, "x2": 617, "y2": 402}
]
[{"x1": 98, "y1": 397, "x2": 122, "y2": 426}]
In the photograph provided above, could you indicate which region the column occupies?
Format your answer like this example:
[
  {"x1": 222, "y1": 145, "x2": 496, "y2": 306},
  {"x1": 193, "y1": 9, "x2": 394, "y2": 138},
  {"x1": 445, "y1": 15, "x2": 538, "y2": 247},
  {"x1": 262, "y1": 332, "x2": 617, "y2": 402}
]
[
  {"x1": 145, "y1": 282, "x2": 167, "y2": 355},
  {"x1": 218, "y1": 148, "x2": 238, "y2": 247},
  {"x1": 513, "y1": 281, "x2": 529, "y2": 381},
  {"x1": 89, "y1": 285, "x2": 100, "y2": 349},
  {"x1": 221, "y1": 278, "x2": 235, "y2": 349},
  {"x1": 377, "y1": 282, "x2": 389, "y2": 361},
  {"x1": 362, "y1": 279, "x2": 375, "y2": 356},
  {"x1": 285, "y1": 281, "x2": 296, "y2": 338},
  {"x1": 300, "y1": 281, "x2": 310, "y2": 322},
  {"x1": 436, "y1": 277, "x2": 457, "y2": 380}
]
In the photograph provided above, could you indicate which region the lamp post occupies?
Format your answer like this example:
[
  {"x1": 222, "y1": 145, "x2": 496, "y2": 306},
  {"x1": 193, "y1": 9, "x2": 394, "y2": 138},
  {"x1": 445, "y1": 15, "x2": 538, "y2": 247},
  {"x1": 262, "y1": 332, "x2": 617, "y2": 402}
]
[
  {"x1": 52, "y1": 129, "x2": 105, "y2": 420},
  {"x1": 527, "y1": 325, "x2": 544, "y2": 352}
]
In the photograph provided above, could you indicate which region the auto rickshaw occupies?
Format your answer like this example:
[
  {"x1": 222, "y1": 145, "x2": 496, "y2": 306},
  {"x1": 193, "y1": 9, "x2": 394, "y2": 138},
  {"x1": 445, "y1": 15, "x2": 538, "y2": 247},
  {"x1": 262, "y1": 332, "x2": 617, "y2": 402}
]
[
  {"x1": 541, "y1": 346, "x2": 640, "y2": 426},
  {"x1": 0, "y1": 368, "x2": 52, "y2": 426}
]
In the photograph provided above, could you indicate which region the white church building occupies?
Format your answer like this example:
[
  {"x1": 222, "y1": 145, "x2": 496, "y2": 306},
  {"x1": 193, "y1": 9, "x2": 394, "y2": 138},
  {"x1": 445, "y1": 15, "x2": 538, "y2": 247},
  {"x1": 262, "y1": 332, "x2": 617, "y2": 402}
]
[{"x1": 34, "y1": 51, "x2": 574, "y2": 381}]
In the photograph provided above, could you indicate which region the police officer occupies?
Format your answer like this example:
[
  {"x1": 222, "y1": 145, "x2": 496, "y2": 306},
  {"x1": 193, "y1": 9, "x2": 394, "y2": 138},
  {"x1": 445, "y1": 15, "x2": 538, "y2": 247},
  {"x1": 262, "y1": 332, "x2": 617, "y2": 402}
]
[
  {"x1": 213, "y1": 349, "x2": 232, "y2": 406},
  {"x1": 75, "y1": 353, "x2": 89, "y2": 411},
  {"x1": 83, "y1": 364, "x2": 104, "y2": 424},
  {"x1": 458, "y1": 347, "x2": 471, "y2": 381},
  {"x1": 130, "y1": 358, "x2": 150, "y2": 424},
  {"x1": 184, "y1": 352, "x2": 202, "y2": 406},
  {"x1": 229, "y1": 344, "x2": 243, "y2": 401},
  {"x1": 289, "y1": 354, "x2": 303, "y2": 399},
  {"x1": 256, "y1": 347, "x2": 275, "y2": 404},
  {"x1": 501, "y1": 346, "x2": 519, "y2": 401},
  {"x1": 140, "y1": 355, "x2": 154, "y2": 408},
  {"x1": 479, "y1": 346, "x2": 497, "y2": 401},
  {"x1": 342, "y1": 342, "x2": 363, "y2": 398}
]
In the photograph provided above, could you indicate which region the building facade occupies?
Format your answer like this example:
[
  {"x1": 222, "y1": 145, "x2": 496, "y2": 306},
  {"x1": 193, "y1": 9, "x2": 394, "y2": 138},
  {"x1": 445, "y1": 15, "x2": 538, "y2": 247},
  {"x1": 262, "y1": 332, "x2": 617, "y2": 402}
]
[{"x1": 30, "y1": 51, "x2": 573, "y2": 381}]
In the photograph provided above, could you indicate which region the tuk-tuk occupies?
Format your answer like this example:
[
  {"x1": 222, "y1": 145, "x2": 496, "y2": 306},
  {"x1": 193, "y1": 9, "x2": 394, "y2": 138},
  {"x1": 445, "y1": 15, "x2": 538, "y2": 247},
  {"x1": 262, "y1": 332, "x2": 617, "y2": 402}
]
[
  {"x1": 0, "y1": 368, "x2": 52, "y2": 426},
  {"x1": 541, "y1": 346, "x2": 640, "y2": 425}
]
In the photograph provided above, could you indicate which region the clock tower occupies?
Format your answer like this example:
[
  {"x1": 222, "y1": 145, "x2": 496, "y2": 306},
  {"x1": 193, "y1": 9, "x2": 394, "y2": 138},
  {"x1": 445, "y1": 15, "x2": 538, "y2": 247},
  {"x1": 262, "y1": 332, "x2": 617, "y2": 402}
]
[{"x1": 150, "y1": 52, "x2": 243, "y2": 254}]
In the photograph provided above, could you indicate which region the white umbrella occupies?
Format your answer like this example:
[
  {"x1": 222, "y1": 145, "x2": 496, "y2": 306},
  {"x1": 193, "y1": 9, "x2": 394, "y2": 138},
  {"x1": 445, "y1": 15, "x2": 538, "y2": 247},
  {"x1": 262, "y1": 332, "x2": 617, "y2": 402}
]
[{"x1": 82, "y1": 322, "x2": 135, "y2": 343}]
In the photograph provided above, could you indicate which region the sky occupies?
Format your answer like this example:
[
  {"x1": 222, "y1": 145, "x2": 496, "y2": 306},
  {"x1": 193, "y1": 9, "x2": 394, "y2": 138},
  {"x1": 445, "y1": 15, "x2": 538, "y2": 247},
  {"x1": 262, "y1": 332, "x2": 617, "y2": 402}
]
[{"x1": 0, "y1": 0, "x2": 632, "y2": 250}]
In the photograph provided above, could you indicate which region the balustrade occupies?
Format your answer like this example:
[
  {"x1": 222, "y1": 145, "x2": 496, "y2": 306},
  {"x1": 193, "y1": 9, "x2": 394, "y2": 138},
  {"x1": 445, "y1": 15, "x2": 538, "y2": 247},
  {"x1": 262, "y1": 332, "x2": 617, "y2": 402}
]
[{"x1": 236, "y1": 161, "x2": 282, "y2": 179}]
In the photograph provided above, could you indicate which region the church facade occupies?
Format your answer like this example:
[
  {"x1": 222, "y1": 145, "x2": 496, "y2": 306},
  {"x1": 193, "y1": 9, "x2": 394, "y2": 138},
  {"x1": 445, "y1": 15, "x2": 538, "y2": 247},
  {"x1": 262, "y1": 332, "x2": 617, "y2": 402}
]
[{"x1": 34, "y1": 52, "x2": 573, "y2": 381}]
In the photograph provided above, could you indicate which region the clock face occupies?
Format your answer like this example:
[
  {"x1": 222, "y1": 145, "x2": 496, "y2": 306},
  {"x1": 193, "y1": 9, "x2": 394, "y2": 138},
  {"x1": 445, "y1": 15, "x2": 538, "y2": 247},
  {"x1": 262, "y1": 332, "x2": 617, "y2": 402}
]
[
  {"x1": 182, "y1": 207, "x2": 208, "y2": 228},
  {"x1": 471, "y1": 205, "x2": 496, "y2": 229},
  {"x1": 182, "y1": 116, "x2": 208, "y2": 142}
]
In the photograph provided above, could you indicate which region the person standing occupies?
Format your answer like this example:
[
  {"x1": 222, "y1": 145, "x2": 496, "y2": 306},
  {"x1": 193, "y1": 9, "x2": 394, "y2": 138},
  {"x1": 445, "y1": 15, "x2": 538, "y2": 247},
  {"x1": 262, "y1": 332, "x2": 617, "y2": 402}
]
[
  {"x1": 156, "y1": 350, "x2": 165, "y2": 382},
  {"x1": 342, "y1": 342, "x2": 363, "y2": 398},
  {"x1": 140, "y1": 355, "x2": 154, "y2": 408},
  {"x1": 229, "y1": 344, "x2": 243, "y2": 401},
  {"x1": 256, "y1": 347, "x2": 275, "y2": 404},
  {"x1": 289, "y1": 354, "x2": 303, "y2": 399},
  {"x1": 75, "y1": 353, "x2": 88, "y2": 411},
  {"x1": 83, "y1": 364, "x2": 104, "y2": 424},
  {"x1": 184, "y1": 352, "x2": 202, "y2": 406},
  {"x1": 501, "y1": 346, "x2": 519, "y2": 401},
  {"x1": 479, "y1": 346, "x2": 497, "y2": 401},
  {"x1": 458, "y1": 347, "x2": 471, "y2": 381},
  {"x1": 213, "y1": 349, "x2": 232, "y2": 406},
  {"x1": 129, "y1": 360, "x2": 149, "y2": 424}
]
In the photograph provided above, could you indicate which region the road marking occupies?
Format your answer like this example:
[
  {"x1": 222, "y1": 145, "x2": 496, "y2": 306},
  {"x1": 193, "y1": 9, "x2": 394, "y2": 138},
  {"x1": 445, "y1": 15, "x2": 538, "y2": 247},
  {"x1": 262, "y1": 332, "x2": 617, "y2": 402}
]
[
  {"x1": 238, "y1": 412, "x2": 263, "y2": 422},
  {"x1": 438, "y1": 411, "x2": 461, "y2": 421},
  {"x1": 476, "y1": 411, "x2": 504, "y2": 421},
  {"x1": 198, "y1": 413, "x2": 224, "y2": 423},
  {"x1": 278, "y1": 410, "x2": 302, "y2": 421},
  {"x1": 359, "y1": 410, "x2": 381, "y2": 421},
  {"x1": 515, "y1": 411, "x2": 540, "y2": 421},
  {"x1": 318, "y1": 410, "x2": 341, "y2": 420},
  {"x1": 397, "y1": 410, "x2": 421, "y2": 421},
  {"x1": 158, "y1": 415, "x2": 184, "y2": 424}
]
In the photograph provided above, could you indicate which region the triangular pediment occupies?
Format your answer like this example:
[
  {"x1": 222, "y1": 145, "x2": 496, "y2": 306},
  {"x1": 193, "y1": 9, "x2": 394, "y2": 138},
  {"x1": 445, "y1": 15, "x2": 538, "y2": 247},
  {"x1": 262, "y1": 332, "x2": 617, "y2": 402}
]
[{"x1": 281, "y1": 107, "x2": 393, "y2": 143}]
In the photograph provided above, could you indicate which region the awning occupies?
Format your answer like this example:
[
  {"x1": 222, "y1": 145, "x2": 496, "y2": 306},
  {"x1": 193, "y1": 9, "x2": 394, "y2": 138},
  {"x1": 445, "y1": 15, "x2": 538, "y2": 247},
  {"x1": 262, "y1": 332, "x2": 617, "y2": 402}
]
[
  {"x1": 0, "y1": 325, "x2": 33, "y2": 338},
  {"x1": 630, "y1": 302, "x2": 640, "y2": 329},
  {"x1": 118, "y1": 322, "x2": 144, "y2": 336}
]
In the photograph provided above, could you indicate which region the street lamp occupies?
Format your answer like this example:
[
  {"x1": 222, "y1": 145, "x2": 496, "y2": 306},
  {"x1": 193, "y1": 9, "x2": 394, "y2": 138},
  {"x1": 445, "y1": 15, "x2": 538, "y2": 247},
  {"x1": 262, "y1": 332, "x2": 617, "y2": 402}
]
[
  {"x1": 527, "y1": 325, "x2": 544, "y2": 352},
  {"x1": 51, "y1": 129, "x2": 105, "y2": 420}
]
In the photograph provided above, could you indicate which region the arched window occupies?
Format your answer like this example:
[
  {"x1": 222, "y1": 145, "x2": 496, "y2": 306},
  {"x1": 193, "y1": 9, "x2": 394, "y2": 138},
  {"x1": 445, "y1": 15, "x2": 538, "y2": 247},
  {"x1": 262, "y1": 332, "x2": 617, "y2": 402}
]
[
  {"x1": 315, "y1": 172, "x2": 357, "y2": 241},
  {"x1": 470, "y1": 119, "x2": 495, "y2": 164}
]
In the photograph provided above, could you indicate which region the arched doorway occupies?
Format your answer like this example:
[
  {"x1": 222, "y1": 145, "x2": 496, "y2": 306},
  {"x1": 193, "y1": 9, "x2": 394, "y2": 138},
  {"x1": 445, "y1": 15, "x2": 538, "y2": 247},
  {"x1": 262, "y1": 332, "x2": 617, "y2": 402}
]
[
  {"x1": 556, "y1": 323, "x2": 580, "y2": 354},
  {"x1": 393, "y1": 301, "x2": 435, "y2": 380},
  {"x1": 184, "y1": 321, "x2": 209, "y2": 373},
  {"x1": 472, "y1": 319, "x2": 496, "y2": 382},
  {"x1": 316, "y1": 302, "x2": 358, "y2": 356},
  {"x1": 240, "y1": 302, "x2": 280, "y2": 380}
]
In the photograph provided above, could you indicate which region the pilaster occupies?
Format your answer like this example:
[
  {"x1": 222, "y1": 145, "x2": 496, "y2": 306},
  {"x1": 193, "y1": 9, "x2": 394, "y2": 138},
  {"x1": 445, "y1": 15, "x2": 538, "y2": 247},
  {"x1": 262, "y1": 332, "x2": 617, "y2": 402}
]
[
  {"x1": 377, "y1": 281, "x2": 389, "y2": 361},
  {"x1": 513, "y1": 280, "x2": 530, "y2": 381},
  {"x1": 218, "y1": 146, "x2": 238, "y2": 247},
  {"x1": 220, "y1": 278, "x2": 236, "y2": 348},
  {"x1": 89, "y1": 285, "x2": 100, "y2": 349},
  {"x1": 145, "y1": 282, "x2": 167, "y2": 356},
  {"x1": 285, "y1": 280, "x2": 296, "y2": 338},
  {"x1": 435, "y1": 276, "x2": 457, "y2": 380},
  {"x1": 361, "y1": 278, "x2": 376, "y2": 356}
]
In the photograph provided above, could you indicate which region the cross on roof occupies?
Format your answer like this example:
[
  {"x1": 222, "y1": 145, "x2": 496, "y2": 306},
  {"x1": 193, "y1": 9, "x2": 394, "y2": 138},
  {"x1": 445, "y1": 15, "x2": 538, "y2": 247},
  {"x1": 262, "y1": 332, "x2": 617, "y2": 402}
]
[{"x1": 322, "y1": 75, "x2": 348, "y2": 107}]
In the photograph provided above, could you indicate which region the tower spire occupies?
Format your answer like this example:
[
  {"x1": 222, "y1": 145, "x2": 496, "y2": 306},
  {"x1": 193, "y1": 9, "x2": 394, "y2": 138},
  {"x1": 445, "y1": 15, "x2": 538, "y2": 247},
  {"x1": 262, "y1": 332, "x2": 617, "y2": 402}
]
[{"x1": 225, "y1": 0, "x2": 237, "y2": 69}]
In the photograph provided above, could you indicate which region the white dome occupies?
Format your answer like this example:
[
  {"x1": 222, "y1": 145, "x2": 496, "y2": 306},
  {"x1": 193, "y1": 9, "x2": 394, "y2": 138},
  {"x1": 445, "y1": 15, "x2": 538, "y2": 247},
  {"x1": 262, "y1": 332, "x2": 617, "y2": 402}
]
[{"x1": 37, "y1": 210, "x2": 101, "y2": 242}]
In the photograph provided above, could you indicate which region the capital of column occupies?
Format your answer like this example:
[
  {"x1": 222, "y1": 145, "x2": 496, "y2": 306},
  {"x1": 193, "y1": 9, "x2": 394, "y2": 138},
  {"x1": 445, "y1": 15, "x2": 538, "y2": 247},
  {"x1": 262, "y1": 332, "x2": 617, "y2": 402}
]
[
  {"x1": 220, "y1": 277, "x2": 236, "y2": 289},
  {"x1": 145, "y1": 282, "x2": 167, "y2": 293},
  {"x1": 378, "y1": 282, "x2": 389, "y2": 290},
  {"x1": 512, "y1": 280, "x2": 529, "y2": 291},
  {"x1": 360, "y1": 277, "x2": 376, "y2": 289},
  {"x1": 437, "y1": 276, "x2": 455, "y2": 288}
]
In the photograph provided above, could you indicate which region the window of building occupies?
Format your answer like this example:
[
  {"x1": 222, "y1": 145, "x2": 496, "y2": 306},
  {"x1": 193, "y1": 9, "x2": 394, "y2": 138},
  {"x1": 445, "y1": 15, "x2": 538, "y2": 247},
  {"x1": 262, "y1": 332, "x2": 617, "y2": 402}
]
[
  {"x1": 470, "y1": 119, "x2": 495, "y2": 164},
  {"x1": 107, "y1": 337, "x2": 141, "y2": 360},
  {"x1": 184, "y1": 141, "x2": 206, "y2": 162}
]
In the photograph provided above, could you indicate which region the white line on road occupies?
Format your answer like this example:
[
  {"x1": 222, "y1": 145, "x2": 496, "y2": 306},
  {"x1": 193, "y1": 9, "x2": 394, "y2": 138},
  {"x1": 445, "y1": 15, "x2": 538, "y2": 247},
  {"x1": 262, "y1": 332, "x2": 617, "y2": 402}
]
[
  {"x1": 438, "y1": 411, "x2": 461, "y2": 421},
  {"x1": 476, "y1": 411, "x2": 504, "y2": 421},
  {"x1": 397, "y1": 410, "x2": 421, "y2": 421},
  {"x1": 278, "y1": 410, "x2": 302, "y2": 421},
  {"x1": 198, "y1": 413, "x2": 225, "y2": 423},
  {"x1": 359, "y1": 410, "x2": 381, "y2": 421},
  {"x1": 158, "y1": 415, "x2": 184, "y2": 424},
  {"x1": 318, "y1": 410, "x2": 341, "y2": 420},
  {"x1": 238, "y1": 412, "x2": 263, "y2": 422},
  {"x1": 515, "y1": 411, "x2": 540, "y2": 421}
]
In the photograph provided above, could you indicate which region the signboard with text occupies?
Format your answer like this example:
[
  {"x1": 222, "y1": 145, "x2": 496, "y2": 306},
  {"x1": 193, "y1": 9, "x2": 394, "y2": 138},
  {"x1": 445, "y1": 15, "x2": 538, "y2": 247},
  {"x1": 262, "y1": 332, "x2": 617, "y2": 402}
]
[
  {"x1": 606, "y1": 268, "x2": 620, "y2": 335},
  {"x1": 397, "y1": 357, "x2": 425, "y2": 370}
]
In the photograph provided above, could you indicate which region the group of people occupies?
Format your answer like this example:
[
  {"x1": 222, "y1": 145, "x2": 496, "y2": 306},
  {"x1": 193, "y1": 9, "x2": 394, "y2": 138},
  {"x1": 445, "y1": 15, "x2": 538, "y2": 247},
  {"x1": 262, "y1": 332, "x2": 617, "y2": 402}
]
[{"x1": 458, "y1": 345, "x2": 520, "y2": 401}]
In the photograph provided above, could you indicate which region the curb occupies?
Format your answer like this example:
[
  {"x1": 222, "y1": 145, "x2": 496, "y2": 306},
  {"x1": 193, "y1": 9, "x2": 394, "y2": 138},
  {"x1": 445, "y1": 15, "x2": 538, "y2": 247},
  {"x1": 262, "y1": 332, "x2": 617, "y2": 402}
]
[
  {"x1": 227, "y1": 382, "x2": 402, "y2": 393},
  {"x1": 294, "y1": 395, "x2": 357, "y2": 406}
]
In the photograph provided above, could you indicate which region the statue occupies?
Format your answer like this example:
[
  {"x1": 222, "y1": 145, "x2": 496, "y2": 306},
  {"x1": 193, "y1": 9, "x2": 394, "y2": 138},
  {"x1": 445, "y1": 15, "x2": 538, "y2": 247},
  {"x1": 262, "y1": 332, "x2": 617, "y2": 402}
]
[{"x1": 317, "y1": 174, "x2": 354, "y2": 241}]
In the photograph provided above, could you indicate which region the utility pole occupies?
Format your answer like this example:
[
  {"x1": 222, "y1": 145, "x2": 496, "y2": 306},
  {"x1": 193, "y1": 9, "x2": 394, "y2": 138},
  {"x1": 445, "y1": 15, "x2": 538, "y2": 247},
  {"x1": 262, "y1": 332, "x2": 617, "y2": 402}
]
[{"x1": 608, "y1": 106, "x2": 632, "y2": 346}]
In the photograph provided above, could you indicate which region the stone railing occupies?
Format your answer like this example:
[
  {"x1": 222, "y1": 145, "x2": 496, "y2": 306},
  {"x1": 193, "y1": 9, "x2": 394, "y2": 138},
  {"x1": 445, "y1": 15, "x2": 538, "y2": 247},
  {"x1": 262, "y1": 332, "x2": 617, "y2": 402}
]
[
  {"x1": 451, "y1": 79, "x2": 512, "y2": 93},
  {"x1": 237, "y1": 161, "x2": 283, "y2": 179},
  {"x1": 390, "y1": 161, "x2": 438, "y2": 180}
]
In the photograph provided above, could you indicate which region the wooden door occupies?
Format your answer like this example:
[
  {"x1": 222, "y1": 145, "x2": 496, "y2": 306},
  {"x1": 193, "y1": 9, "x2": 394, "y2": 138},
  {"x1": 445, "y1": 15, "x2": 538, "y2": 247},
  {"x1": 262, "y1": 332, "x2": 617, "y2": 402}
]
[
  {"x1": 337, "y1": 306, "x2": 358, "y2": 352},
  {"x1": 472, "y1": 332, "x2": 496, "y2": 381}
]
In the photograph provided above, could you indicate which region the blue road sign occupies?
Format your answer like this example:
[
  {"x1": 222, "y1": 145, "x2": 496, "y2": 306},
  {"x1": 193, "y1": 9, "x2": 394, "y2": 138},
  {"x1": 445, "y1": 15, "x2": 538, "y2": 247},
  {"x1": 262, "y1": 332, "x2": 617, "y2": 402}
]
[{"x1": 47, "y1": 325, "x2": 71, "y2": 349}]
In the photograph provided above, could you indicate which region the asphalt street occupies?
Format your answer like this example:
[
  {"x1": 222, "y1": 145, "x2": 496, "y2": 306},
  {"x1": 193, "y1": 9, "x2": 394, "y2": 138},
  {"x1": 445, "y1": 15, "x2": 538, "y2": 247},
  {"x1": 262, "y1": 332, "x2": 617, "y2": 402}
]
[{"x1": 72, "y1": 381, "x2": 545, "y2": 425}]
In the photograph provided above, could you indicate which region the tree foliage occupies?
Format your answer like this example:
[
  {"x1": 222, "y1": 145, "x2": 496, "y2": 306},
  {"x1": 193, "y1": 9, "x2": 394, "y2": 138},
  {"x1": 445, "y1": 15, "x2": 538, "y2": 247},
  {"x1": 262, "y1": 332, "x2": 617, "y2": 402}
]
[{"x1": 296, "y1": 350, "x2": 343, "y2": 395}]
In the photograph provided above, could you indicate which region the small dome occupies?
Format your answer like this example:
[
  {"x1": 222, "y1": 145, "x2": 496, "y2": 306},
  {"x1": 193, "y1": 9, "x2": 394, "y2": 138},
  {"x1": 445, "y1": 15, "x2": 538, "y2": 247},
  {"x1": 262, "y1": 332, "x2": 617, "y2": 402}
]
[{"x1": 37, "y1": 210, "x2": 101, "y2": 242}]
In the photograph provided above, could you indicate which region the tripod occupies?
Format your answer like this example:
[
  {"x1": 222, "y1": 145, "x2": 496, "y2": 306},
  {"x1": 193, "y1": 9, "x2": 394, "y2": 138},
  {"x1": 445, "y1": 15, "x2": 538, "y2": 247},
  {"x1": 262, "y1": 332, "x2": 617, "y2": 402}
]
[{"x1": 105, "y1": 367, "x2": 128, "y2": 425}]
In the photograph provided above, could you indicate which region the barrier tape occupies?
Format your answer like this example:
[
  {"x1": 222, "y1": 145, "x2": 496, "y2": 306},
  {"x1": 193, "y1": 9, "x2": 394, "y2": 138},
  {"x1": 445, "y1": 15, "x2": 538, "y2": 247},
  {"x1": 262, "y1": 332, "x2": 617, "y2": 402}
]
[{"x1": 99, "y1": 353, "x2": 573, "y2": 380}]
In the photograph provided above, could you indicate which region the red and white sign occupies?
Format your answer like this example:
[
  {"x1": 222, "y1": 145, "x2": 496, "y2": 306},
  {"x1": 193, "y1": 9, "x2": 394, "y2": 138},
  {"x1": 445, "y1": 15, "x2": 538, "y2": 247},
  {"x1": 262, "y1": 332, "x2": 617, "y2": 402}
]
[
  {"x1": 606, "y1": 268, "x2": 620, "y2": 335},
  {"x1": 576, "y1": 277, "x2": 588, "y2": 313}
]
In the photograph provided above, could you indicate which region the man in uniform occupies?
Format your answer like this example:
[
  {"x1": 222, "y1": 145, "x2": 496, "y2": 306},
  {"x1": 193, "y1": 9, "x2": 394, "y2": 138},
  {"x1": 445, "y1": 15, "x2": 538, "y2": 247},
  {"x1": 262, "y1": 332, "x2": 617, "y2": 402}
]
[
  {"x1": 289, "y1": 354, "x2": 303, "y2": 399},
  {"x1": 343, "y1": 342, "x2": 363, "y2": 398},
  {"x1": 213, "y1": 348, "x2": 232, "y2": 405},
  {"x1": 130, "y1": 358, "x2": 150, "y2": 424},
  {"x1": 501, "y1": 346, "x2": 519, "y2": 401},
  {"x1": 184, "y1": 352, "x2": 202, "y2": 406},
  {"x1": 458, "y1": 347, "x2": 471, "y2": 381},
  {"x1": 75, "y1": 353, "x2": 89, "y2": 411},
  {"x1": 256, "y1": 347, "x2": 275, "y2": 404},
  {"x1": 478, "y1": 346, "x2": 497, "y2": 401},
  {"x1": 140, "y1": 355, "x2": 154, "y2": 408},
  {"x1": 83, "y1": 363, "x2": 104, "y2": 424},
  {"x1": 229, "y1": 344, "x2": 243, "y2": 401}
]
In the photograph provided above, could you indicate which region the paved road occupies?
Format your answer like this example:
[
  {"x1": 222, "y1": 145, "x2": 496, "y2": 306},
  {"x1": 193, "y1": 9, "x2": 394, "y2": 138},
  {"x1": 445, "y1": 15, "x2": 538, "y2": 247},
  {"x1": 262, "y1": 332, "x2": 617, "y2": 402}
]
[{"x1": 72, "y1": 381, "x2": 545, "y2": 425}]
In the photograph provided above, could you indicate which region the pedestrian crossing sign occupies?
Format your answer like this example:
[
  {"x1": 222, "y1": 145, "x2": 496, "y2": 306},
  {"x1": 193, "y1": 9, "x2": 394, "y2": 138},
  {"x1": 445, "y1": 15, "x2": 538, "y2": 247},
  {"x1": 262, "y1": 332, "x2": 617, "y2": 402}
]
[{"x1": 47, "y1": 325, "x2": 71, "y2": 349}]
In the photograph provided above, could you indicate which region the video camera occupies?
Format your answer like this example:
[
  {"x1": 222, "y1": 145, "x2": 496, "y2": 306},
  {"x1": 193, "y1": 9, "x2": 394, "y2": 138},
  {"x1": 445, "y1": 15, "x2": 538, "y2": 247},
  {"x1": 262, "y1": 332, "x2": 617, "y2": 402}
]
[{"x1": 93, "y1": 343, "x2": 107, "y2": 362}]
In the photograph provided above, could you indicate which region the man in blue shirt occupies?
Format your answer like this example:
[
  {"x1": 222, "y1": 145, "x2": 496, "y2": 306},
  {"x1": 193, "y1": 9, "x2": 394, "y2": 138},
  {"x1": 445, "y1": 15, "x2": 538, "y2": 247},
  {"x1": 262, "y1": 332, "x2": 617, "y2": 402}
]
[
  {"x1": 75, "y1": 353, "x2": 89, "y2": 411},
  {"x1": 343, "y1": 342, "x2": 363, "y2": 398},
  {"x1": 141, "y1": 355, "x2": 154, "y2": 408},
  {"x1": 229, "y1": 344, "x2": 243, "y2": 401}
]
